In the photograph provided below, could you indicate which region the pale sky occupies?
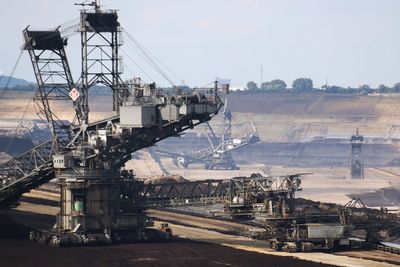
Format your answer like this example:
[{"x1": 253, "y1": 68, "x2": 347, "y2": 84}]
[{"x1": 1, "y1": 0, "x2": 399, "y2": 88}]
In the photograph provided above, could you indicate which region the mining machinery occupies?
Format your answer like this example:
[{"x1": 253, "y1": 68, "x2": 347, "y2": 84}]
[
  {"x1": 350, "y1": 128, "x2": 364, "y2": 179},
  {"x1": 226, "y1": 173, "x2": 304, "y2": 220},
  {"x1": 143, "y1": 173, "x2": 399, "y2": 252},
  {"x1": 143, "y1": 173, "x2": 353, "y2": 251},
  {"x1": 155, "y1": 98, "x2": 260, "y2": 170},
  {"x1": 143, "y1": 173, "x2": 307, "y2": 219},
  {"x1": 339, "y1": 198, "x2": 400, "y2": 243},
  {"x1": 0, "y1": 1, "x2": 222, "y2": 245},
  {"x1": 146, "y1": 172, "x2": 400, "y2": 252}
]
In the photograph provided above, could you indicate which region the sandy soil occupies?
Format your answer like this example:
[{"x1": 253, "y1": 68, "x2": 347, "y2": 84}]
[
  {"x1": 127, "y1": 152, "x2": 400, "y2": 207},
  {"x1": 23, "y1": 190, "x2": 60, "y2": 202},
  {"x1": 0, "y1": 93, "x2": 114, "y2": 123},
  {"x1": 335, "y1": 251, "x2": 400, "y2": 266},
  {"x1": 160, "y1": 162, "x2": 268, "y2": 181},
  {"x1": 2, "y1": 92, "x2": 400, "y2": 266},
  {"x1": 227, "y1": 93, "x2": 400, "y2": 142},
  {"x1": 12, "y1": 190, "x2": 400, "y2": 267},
  {"x1": 147, "y1": 209, "x2": 252, "y2": 234},
  {"x1": 16, "y1": 202, "x2": 59, "y2": 216},
  {"x1": 144, "y1": 211, "x2": 400, "y2": 267},
  {"x1": 148, "y1": 210, "x2": 400, "y2": 266},
  {"x1": 0, "y1": 234, "x2": 333, "y2": 267},
  {"x1": 168, "y1": 223, "x2": 398, "y2": 267},
  {"x1": 270, "y1": 166, "x2": 400, "y2": 205},
  {"x1": 0, "y1": 205, "x2": 332, "y2": 267},
  {"x1": 125, "y1": 150, "x2": 165, "y2": 177},
  {"x1": 4, "y1": 92, "x2": 400, "y2": 142}
]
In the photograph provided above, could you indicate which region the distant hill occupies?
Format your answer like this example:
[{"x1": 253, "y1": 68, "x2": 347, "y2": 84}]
[
  {"x1": 0, "y1": 75, "x2": 33, "y2": 88},
  {"x1": 0, "y1": 78, "x2": 115, "y2": 95}
]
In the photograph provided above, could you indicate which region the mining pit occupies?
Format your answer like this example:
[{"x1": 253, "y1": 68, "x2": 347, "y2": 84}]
[{"x1": 2, "y1": 92, "x2": 400, "y2": 266}]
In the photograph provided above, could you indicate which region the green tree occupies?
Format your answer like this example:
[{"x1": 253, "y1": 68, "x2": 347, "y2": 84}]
[
  {"x1": 268, "y1": 79, "x2": 287, "y2": 91},
  {"x1": 358, "y1": 84, "x2": 370, "y2": 90},
  {"x1": 247, "y1": 81, "x2": 258, "y2": 91},
  {"x1": 378, "y1": 84, "x2": 390, "y2": 93},
  {"x1": 393, "y1": 82, "x2": 400, "y2": 93},
  {"x1": 292, "y1": 78, "x2": 313, "y2": 91},
  {"x1": 260, "y1": 79, "x2": 287, "y2": 91},
  {"x1": 357, "y1": 84, "x2": 372, "y2": 94},
  {"x1": 326, "y1": 85, "x2": 346, "y2": 94},
  {"x1": 260, "y1": 82, "x2": 270, "y2": 90}
]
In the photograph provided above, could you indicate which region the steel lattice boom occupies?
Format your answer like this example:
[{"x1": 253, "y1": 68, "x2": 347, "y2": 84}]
[
  {"x1": 0, "y1": 140, "x2": 56, "y2": 208},
  {"x1": 142, "y1": 173, "x2": 306, "y2": 209},
  {"x1": 0, "y1": 2, "x2": 226, "y2": 246},
  {"x1": 23, "y1": 29, "x2": 81, "y2": 147}
]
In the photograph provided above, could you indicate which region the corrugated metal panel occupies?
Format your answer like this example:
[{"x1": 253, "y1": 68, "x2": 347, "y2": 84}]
[
  {"x1": 120, "y1": 105, "x2": 156, "y2": 127},
  {"x1": 307, "y1": 225, "x2": 344, "y2": 239}
]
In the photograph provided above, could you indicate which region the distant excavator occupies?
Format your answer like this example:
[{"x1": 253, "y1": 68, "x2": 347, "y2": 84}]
[{"x1": 153, "y1": 98, "x2": 260, "y2": 170}]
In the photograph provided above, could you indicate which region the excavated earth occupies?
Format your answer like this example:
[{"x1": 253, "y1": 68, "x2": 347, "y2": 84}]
[
  {"x1": 2, "y1": 92, "x2": 400, "y2": 266},
  {"x1": 0, "y1": 210, "x2": 334, "y2": 267},
  {"x1": 1, "y1": 192, "x2": 399, "y2": 267}
]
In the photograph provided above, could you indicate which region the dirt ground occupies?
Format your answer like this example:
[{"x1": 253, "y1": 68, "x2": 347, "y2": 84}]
[
  {"x1": 4, "y1": 92, "x2": 400, "y2": 142},
  {"x1": 125, "y1": 150, "x2": 166, "y2": 177},
  {"x1": 148, "y1": 210, "x2": 400, "y2": 267},
  {"x1": 128, "y1": 153, "x2": 400, "y2": 207},
  {"x1": 0, "y1": 210, "x2": 335, "y2": 267},
  {"x1": 7, "y1": 192, "x2": 400, "y2": 267},
  {"x1": 2, "y1": 92, "x2": 400, "y2": 266},
  {"x1": 270, "y1": 166, "x2": 400, "y2": 206},
  {"x1": 3, "y1": 92, "x2": 400, "y2": 209}
]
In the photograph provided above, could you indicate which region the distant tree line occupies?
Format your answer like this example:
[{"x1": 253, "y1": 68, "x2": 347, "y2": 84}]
[
  {"x1": 4, "y1": 78, "x2": 400, "y2": 95},
  {"x1": 246, "y1": 78, "x2": 400, "y2": 94},
  {"x1": 3, "y1": 84, "x2": 36, "y2": 92},
  {"x1": 247, "y1": 78, "x2": 314, "y2": 92}
]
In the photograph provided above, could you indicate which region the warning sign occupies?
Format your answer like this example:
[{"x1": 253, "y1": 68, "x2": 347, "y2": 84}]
[{"x1": 69, "y1": 88, "x2": 80, "y2": 101}]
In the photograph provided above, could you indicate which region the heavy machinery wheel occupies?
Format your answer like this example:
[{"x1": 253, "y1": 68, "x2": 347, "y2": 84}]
[
  {"x1": 282, "y1": 242, "x2": 297, "y2": 253},
  {"x1": 282, "y1": 244, "x2": 289, "y2": 252},
  {"x1": 38, "y1": 236, "x2": 47, "y2": 245},
  {"x1": 300, "y1": 242, "x2": 313, "y2": 252},
  {"x1": 29, "y1": 231, "x2": 37, "y2": 241},
  {"x1": 270, "y1": 241, "x2": 280, "y2": 251}
]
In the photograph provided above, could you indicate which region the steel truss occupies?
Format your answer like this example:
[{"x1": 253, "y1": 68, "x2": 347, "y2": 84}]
[
  {"x1": 142, "y1": 174, "x2": 305, "y2": 207},
  {"x1": 80, "y1": 9, "x2": 123, "y2": 116},
  {"x1": 0, "y1": 4, "x2": 223, "y2": 211},
  {"x1": 0, "y1": 140, "x2": 56, "y2": 208},
  {"x1": 0, "y1": 111, "x2": 216, "y2": 208},
  {"x1": 143, "y1": 179, "x2": 229, "y2": 205},
  {"x1": 23, "y1": 29, "x2": 82, "y2": 147}
]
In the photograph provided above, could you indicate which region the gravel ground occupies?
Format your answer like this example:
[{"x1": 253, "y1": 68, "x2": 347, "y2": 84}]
[{"x1": 0, "y1": 210, "x2": 335, "y2": 267}]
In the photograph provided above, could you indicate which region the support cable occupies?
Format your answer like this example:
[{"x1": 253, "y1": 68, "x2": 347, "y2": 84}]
[
  {"x1": 122, "y1": 28, "x2": 182, "y2": 83},
  {"x1": 122, "y1": 29, "x2": 177, "y2": 87},
  {"x1": 0, "y1": 50, "x2": 24, "y2": 100},
  {"x1": 90, "y1": 21, "x2": 178, "y2": 87},
  {"x1": 122, "y1": 37, "x2": 170, "y2": 85},
  {"x1": 0, "y1": 49, "x2": 36, "y2": 155},
  {"x1": 120, "y1": 49, "x2": 153, "y2": 82},
  {"x1": 5, "y1": 96, "x2": 34, "y2": 154}
]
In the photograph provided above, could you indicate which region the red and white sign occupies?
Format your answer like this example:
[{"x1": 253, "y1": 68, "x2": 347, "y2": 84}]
[{"x1": 69, "y1": 88, "x2": 80, "y2": 101}]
